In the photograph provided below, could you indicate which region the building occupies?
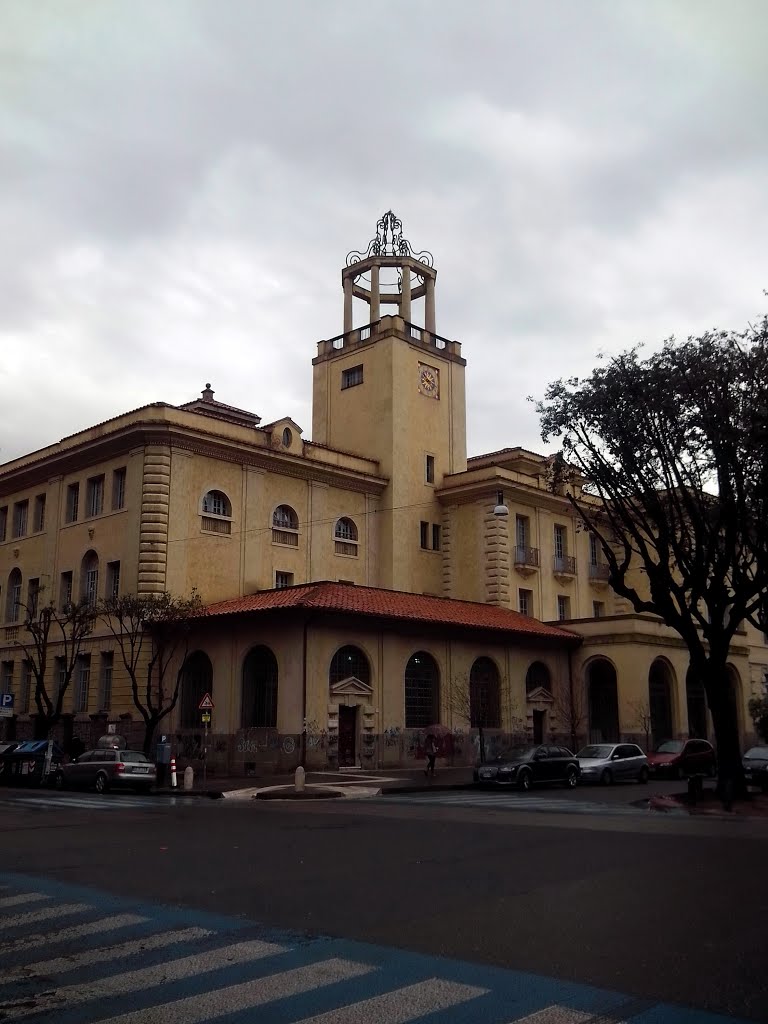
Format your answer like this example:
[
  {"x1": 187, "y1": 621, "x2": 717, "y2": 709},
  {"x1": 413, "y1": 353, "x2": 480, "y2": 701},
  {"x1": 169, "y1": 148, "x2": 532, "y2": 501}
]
[{"x1": 0, "y1": 211, "x2": 764, "y2": 770}]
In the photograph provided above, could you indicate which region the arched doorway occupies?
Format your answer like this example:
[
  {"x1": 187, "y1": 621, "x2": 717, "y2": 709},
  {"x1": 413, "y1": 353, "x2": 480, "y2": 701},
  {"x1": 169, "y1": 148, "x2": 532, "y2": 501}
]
[
  {"x1": 180, "y1": 651, "x2": 212, "y2": 729},
  {"x1": 329, "y1": 645, "x2": 371, "y2": 767},
  {"x1": 404, "y1": 652, "x2": 440, "y2": 729},
  {"x1": 648, "y1": 659, "x2": 674, "y2": 747},
  {"x1": 241, "y1": 646, "x2": 278, "y2": 728},
  {"x1": 469, "y1": 657, "x2": 501, "y2": 728},
  {"x1": 525, "y1": 661, "x2": 552, "y2": 744},
  {"x1": 686, "y1": 668, "x2": 708, "y2": 740},
  {"x1": 587, "y1": 659, "x2": 619, "y2": 743}
]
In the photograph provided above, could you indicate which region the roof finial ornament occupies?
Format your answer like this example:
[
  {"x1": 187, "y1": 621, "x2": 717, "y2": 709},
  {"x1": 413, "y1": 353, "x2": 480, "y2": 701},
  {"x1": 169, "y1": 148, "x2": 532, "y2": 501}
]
[
  {"x1": 346, "y1": 210, "x2": 434, "y2": 268},
  {"x1": 202, "y1": 383, "x2": 215, "y2": 402}
]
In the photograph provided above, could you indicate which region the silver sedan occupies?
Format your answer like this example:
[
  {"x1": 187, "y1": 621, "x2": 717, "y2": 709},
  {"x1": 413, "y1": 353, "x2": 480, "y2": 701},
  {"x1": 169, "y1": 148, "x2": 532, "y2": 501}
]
[{"x1": 576, "y1": 743, "x2": 649, "y2": 785}]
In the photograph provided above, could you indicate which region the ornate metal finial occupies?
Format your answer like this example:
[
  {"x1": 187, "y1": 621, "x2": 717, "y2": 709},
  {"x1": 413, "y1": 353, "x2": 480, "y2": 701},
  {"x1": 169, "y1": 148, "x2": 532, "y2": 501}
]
[{"x1": 346, "y1": 210, "x2": 434, "y2": 268}]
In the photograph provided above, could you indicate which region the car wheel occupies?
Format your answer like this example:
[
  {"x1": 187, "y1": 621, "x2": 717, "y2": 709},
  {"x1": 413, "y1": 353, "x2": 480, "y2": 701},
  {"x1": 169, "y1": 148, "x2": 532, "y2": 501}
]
[
  {"x1": 638, "y1": 766, "x2": 649, "y2": 784},
  {"x1": 564, "y1": 766, "x2": 578, "y2": 788},
  {"x1": 54, "y1": 772, "x2": 66, "y2": 790},
  {"x1": 601, "y1": 769, "x2": 613, "y2": 786},
  {"x1": 517, "y1": 769, "x2": 531, "y2": 792},
  {"x1": 94, "y1": 772, "x2": 109, "y2": 794}
]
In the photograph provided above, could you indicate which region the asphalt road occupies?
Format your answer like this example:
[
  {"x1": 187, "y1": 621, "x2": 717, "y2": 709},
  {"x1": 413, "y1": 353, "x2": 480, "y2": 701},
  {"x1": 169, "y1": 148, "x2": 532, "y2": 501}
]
[{"x1": 0, "y1": 787, "x2": 766, "y2": 1022}]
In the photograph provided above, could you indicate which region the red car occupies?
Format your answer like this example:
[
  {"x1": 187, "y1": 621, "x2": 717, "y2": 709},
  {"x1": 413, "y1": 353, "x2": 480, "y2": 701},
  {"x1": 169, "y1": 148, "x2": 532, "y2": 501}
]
[{"x1": 646, "y1": 739, "x2": 716, "y2": 779}]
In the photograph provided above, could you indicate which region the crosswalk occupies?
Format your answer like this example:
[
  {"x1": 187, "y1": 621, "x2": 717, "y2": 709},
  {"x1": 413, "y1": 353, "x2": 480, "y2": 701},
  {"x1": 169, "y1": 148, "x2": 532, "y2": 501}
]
[
  {"x1": 0, "y1": 792, "x2": 192, "y2": 812},
  {"x1": 378, "y1": 790, "x2": 650, "y2": 816},
  {"x1": 0, "y1": 873, "x2": 749, "y2": 1023}
]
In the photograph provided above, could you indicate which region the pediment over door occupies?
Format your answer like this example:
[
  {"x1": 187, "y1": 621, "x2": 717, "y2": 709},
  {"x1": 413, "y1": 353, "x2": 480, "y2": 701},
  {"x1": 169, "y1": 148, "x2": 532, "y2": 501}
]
[
  {"x1": 330, "y1": 676, "x2": 373, "y2": 699},
  {"x1": 526, "y1": 686, "x2": 554, "y2": 704}
]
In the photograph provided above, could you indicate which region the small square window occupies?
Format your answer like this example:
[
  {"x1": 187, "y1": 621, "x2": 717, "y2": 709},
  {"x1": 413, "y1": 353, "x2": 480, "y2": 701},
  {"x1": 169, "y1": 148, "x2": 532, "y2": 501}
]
[
  {"x1": 425, "y1": 455, "x2": 435, "y2": 484},
  {"x1": 341, "y1": 364, "x2": 364, "y2": 390},
  {"x1": 593, "y1": 600, "x2": 605, "y2": 618},
  {"x1": 519, "y1": 588, "x2": 533, "y2": 617},
  {"x1": 275, "y1": 571, "x2": 294, "y2": 589}
]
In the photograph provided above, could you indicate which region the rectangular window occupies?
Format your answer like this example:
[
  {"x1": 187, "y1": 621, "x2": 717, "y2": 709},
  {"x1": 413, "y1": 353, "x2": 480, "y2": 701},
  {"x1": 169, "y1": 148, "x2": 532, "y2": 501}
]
[
  {"x1": 516, "y1": 515, "x2": 528, "y2": 549},
  {"x1": 27, "y1": 578, "x2": 40, "y2": 618},
  {"x1": 84, "y1": 566, "x2": 99, "y2": 607},
  {"x1": 112, "y1": 468, "x2": 127, "y2": 510},
  {"x1": 107, "y1": 561, "x2": 120, "y2": 600},
  {"x1": 99, "y1": 652, "x2": 114, "y2": 711},
  {"x1": 519, "y1": 588, "x2": 533, "y2": 617},
  {"x1": 66, "y1": 483, "x2": 80, "y2": 523},
  {"x1": 593, "y1": 600, "x2": 605, "y2": 618},
  {"x1": 0, "y1": 506, "x2": 7, "y2": 542},
  {"x1": 557, "y1": 595, "x2": 570, "y2": 621},
  {"x1": 20, "y1": 660, "x2": 32, "y2": 713},
  {"x1": 1, "y1": 660, "x2": 13, "y2": 695},
  {"x1": 420, "y1": 521, "x2": 429, "y2": 550},
  {"x1": 54, "y1": 656, "x2": 66, "y2": 701},
  {"x1": 425, "y1": 455, "x2": 435, "y2": 484},
  {"x1": 34, "y1": 494, "x2": 46, "y2": 532},
  {"x1": 12, "y1": 500, "x2": 28, "y2": 538},
  {"x1": 431, "y1": 524, "x2": 441, "y2": 551},
  {"x1": 86, "y1": 475, "x2": 105, "y2": 517},
  {"x1": 554, "y1": 524, "x2": 567, "y2": 560},
  {"x1": 60, "y1": 571, "x2": 73, "y2": 610},
  {"x1": 9, "y1": 577, "x2": 21, "y2": 623},
  {"x1": 74, "y1": 654, "x2": 90, "y2": 712},
  {"x1": 275, "y1": 571, "x2": 294, "y2": 589},
  {"x1": 341, "y1": 364, "x2": 364, "y2": 390},
  {"x1": 589, "y1": 533, "x2": 599, "y2": 566}
]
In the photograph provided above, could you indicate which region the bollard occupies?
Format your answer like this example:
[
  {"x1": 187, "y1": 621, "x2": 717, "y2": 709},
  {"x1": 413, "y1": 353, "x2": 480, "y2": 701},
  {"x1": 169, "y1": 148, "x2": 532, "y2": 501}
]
[
  {"x1": 183, "y1": 765, "x2": 194, "y2": 791},
  {"x1": 170, "y1": 757, "x2": 177, "y2": 789},
  {"x1": 294, "y1": 765, "x2": 305, "y2": 793}
]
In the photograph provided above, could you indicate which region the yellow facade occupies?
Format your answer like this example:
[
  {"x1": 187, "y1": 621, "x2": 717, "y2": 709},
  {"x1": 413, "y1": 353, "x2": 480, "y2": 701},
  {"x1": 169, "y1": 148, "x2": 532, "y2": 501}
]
[{"x1": 1, "y1": 216, "x2": 765, "y2": 767}]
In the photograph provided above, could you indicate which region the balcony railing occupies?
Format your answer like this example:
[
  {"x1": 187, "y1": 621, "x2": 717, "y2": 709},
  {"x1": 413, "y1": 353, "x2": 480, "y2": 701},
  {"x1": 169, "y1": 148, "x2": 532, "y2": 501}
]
[
  {"x1": 272, "y1": 528, "x2": 299, "y2": 547},
  {"x1": 589, "y1": 562, "x2": 611, "y2": 580},
  {"x1": 201, "y1": 516, "x2": 232, "y2": 535},
  {"x1": 553, "y1": 555, "x2": 577, "y2": 576},
  {"x1": 4, "y1": 626, "x2": 19, "y2": 642},
  {"x1": 514, "y1": 545, "x2": 540, "y2": 568},
  {"x1": 335, "y1": 541, "x2": 358, "y2": 557}
]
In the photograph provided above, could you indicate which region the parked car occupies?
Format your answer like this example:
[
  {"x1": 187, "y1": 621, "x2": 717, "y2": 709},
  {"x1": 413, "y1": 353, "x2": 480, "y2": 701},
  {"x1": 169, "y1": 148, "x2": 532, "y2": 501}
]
[
  {"x1": 473, "y1": 745, "x2": 580, "y2": 791},
  {"x1": 576, "y1": 743, "x2": 648, "y2": 785},
  {"x1": 742, "y1": 746, "x2": 768, "y2": 791},
  {"x1": 55, "y1": 748, "x2": 156, "y2": 793},
  {"x1": 646, "y1": 739, "x2": 716, "y2": 779}
]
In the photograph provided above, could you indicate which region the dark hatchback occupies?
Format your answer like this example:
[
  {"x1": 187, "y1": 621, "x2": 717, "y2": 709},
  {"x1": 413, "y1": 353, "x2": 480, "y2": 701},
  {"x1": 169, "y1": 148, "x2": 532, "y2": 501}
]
[
  {"x1": 473, "y1": 744, "x2": 580, "y2": 791},
  {"x1": 742, "y1": 746, "x2": 768, "y2": 791}
]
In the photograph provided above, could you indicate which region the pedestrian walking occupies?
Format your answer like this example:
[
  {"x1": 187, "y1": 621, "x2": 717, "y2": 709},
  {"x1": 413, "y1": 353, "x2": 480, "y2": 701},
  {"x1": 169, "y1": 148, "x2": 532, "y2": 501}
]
[{"x1": 424, "y1": 733, "x2": 438, "y2": 778}]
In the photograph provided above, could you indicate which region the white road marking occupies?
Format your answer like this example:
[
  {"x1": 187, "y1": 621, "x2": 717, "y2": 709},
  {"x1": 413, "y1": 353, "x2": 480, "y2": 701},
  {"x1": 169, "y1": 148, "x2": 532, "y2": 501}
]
[
  {"x1": 2, "y1": 938, "x2": 287, "y2": 1019},
  {"x1": 509, "y1": 1006, "x2": 597, "y2": 1023},
  {"x1": 0, "y1": 913, "x2": 146, "y2": 954},
  {"x1": 295, "y1": 978, "x2": 489, "y2": 1023},
  {"x1": 0, "y1": 926, "x2": 211, "y2": 984},
  {"x1": 0, "y1": 903, "x2": 89, "y2": 930},
  {"x1": 77, "y1": 957, "x2": 374, "y2": 1024},
  {"x1": 0, "y1": 893, "x2": 49, "y2": 910}
]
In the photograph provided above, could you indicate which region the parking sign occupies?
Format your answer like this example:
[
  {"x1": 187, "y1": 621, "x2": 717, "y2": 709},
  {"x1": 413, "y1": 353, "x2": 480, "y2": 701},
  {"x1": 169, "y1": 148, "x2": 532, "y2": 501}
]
[{"x1": 0, "y1": 693, "x2": 14, "y2": 719}]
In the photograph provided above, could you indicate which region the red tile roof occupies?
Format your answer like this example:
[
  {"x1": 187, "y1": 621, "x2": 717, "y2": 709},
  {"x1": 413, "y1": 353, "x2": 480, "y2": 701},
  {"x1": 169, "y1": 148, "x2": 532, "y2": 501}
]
[{"x1": 199, "y1": 582, "x2": 580, "y2": 644}]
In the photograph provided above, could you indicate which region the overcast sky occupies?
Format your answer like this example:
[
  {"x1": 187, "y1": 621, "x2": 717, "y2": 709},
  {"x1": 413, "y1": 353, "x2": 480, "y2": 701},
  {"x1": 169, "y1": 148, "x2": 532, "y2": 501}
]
[{"x1": 2, "y1": 0, "x2": 767, "y2": 466}]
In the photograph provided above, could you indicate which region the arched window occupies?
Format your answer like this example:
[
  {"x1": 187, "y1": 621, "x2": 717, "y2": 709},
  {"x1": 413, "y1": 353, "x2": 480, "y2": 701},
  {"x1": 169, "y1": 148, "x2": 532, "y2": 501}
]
[
  {"x1": 329, "y1": 645, "x2": 370, "y2": 687},
  {"x1": 80, "y1": 551, "x2": 99, "y2": 606},
  {"x1": 272, "y1": 505, "x2": 299, "y2": 546},
  {"x1": 587, "y1": 658, "x2": 619, "y2": 743},
  {"x1": 202, "y1": 490, "x2": 232, "y2": 517},
  {"x1": 470, "y1": 657, "x2": 501, "y2": 728},
  {"x1": 282, "y1": 427, "x2": 292, "y2": 447},
  {"x1": 405, "y1": 651, "x2": 440, "y2": 728},
  {"x1": 334, "y1": 517, "x2": 359, "y2": 556},
  {"x1": 525, "y1": 661, "x2": 551, "y2": 696},
  {"x1": 6, "y1": 568, "x2": 22, "y2": 623},
  {"x1": 180, "y1": 651, "x2": 213, "y2": 729},
  {"x1": 242, "y1": 646, "x2": 278, "y2": 728}
]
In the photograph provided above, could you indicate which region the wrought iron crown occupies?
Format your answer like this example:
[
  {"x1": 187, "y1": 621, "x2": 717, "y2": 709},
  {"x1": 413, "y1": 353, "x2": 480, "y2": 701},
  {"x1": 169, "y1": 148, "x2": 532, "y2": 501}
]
[{"x1": 346, "y1": 210, "x2": 434, "y2": 268}]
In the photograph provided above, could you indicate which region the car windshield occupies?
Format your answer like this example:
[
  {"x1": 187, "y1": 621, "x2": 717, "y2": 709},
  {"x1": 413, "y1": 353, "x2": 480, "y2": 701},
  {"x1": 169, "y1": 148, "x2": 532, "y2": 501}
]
[
  {"x1": 744, "y1": 747, "x2": 768, "y2": 760},
  {"x1": 655, "y1": 740, "x2": 684, "y2": 753},
  {"x1": 121, "y1": 751, "x2": 149, "y2": 763},
  {"x1": 496, "y1": 747, "x2": 536, "y2": 762},
  {"x1": 577, "y1": 745, "x2": 614, "y2": 759}
]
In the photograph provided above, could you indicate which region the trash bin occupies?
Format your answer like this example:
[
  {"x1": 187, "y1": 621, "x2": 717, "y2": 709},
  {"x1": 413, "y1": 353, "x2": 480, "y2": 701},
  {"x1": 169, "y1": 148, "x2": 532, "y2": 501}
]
[
  {"x1": 155, "y1": 742, "x2": 171, "y2": 787},
  {"x1": 0, "y1": 742, "x2": 19, "y2": 786},
  {"x1": 0, "y1": 740, "x2": 65, "y2": 787}
]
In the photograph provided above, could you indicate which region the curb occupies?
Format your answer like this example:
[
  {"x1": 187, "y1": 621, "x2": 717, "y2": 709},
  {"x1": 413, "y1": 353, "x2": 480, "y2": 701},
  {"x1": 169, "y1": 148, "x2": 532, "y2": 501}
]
[{"x1": 379, "y1": 783, "x2": 477, "y2": 796}]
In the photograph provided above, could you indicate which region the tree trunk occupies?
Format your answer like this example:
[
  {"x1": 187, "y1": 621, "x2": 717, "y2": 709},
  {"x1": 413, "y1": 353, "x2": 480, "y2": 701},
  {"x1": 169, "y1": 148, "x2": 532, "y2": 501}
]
[
  {"x1": 33, "y1": 715, "x2": 50, "y2": 740},
  {"x1": 143, "y1": 718, "x2": 158, "y2": 757},
  {"x1": 702, "y1": 659, "x2": 746, "y2": 801}
]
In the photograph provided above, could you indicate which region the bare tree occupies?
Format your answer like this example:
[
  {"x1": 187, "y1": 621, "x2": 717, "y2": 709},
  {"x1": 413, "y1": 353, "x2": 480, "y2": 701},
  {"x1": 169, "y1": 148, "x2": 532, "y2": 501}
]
[
  {"x1": 551, "y1": 678, "x2": 587, "y2": 754},
  {"x1": 18, "y1": 595, "x2": 97, "y2": 738},
  {"x1": 630, "y1": 700, "x2": 653, "y2": 752},
  {"x1": 537, "y1": 315, "x2": 768, "y2": 795},
  {"x1": 448, "y1": 670, "x2": 518, "y2": 764},
  {"x1": 99, "y1": 592, "x2": 202, "y2": 755}
]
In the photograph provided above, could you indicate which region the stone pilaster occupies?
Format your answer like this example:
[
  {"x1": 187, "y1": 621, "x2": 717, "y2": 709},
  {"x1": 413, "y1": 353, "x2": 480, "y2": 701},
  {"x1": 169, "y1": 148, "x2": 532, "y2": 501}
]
[
  {"x1": 137, "y1": 445, "x2": 171, "y2": 595},
  {"x1": 484, "y1": 502, "x2": 510, "y2": 606},
  {"x1": 441, "y1": 506, "x2": 454, "y2": 597}
]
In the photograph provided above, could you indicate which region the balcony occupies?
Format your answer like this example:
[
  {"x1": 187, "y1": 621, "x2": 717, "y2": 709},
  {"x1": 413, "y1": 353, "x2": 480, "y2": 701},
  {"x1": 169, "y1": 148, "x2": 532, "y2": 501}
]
[
  {"x1": 589, "y1": 561, "x2": 611, "y2": 584},
  {"x1": 4, "y1": 626, "x2": 19, "y2": 642},
  {"x1": 553, "y1": 555, "x2": 577, "y2": 579},
  {"x1": 514, "y1": 545, "x2": 540, "y2": 577}
]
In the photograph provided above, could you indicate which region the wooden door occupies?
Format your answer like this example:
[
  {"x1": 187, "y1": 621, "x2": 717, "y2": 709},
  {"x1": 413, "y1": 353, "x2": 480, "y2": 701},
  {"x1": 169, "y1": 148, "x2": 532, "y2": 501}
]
[{"x1": 338, "y1": 705, "x2": 357, "y2": 767}]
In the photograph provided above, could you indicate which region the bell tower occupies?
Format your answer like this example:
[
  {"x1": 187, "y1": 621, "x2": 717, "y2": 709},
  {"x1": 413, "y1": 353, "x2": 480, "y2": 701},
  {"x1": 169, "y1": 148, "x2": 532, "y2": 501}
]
[{"x1": 312, "y1": 212, "x2": 467, "y2": 593}]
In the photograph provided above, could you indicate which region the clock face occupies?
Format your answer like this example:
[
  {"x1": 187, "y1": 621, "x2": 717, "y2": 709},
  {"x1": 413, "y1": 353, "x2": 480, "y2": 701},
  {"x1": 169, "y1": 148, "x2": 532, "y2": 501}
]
[{"x1": 418, "y1": 363, "x2": 439, "y2": 398}]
